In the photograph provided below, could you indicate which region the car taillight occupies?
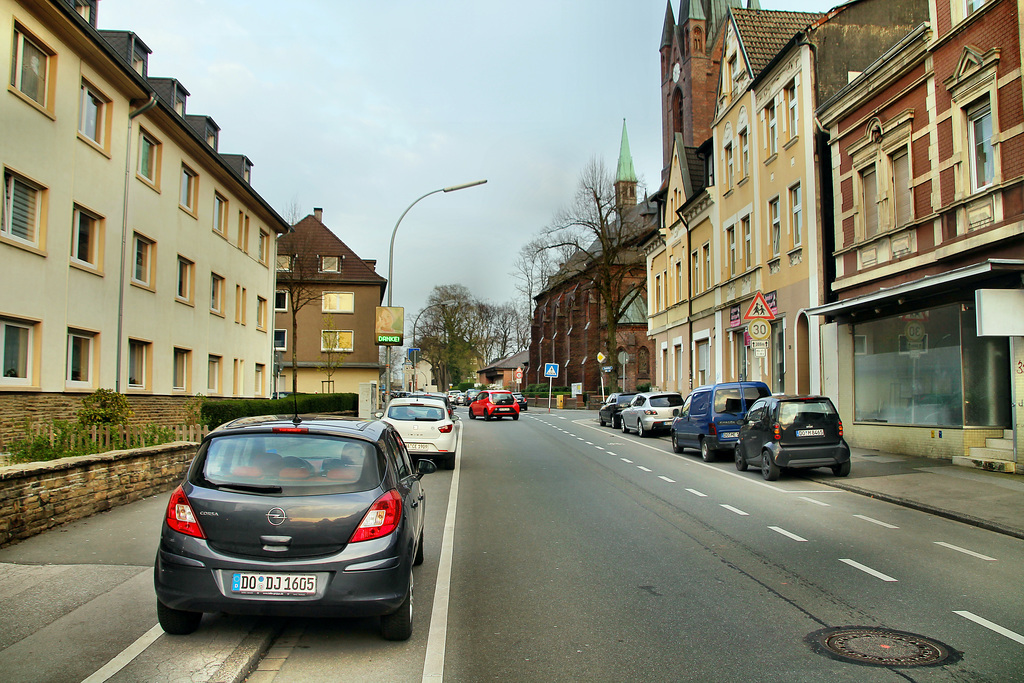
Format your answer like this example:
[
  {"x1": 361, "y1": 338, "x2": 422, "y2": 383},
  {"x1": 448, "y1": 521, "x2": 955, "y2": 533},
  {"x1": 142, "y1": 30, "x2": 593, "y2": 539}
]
[
  {"x1": 165, "y1": 485, "x2": 205, "y2": 539},
  {"x1": 438, "y1": 424, "x2": 454, "y2": 433},
  {"x1": 350, "y1": 489, "x2": 402, "y2": 543},
  {"x1": 708, "y1": 422, "x2": 717, "y2": 435},
  {"x1": 273, "y1": 427, "x2": 308, "y2": 433},
  {"x1": 772, "y1": 422, "x2": 782, "y2": 440},
  {"x1": 644, "y1": 409, "x2": 657, "y2": 415},
  {"x1": 838, "y1": 420, "x2": 843, "y2": 437}
]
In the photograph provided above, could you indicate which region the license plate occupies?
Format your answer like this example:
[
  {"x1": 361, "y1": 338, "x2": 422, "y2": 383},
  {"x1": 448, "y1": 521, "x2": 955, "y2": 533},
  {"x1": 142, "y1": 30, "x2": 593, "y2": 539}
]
[
  {"x1": 498, "y1": 408, "x2": 512, "y2": 412},
  {"x1": 796, "y1": 429, "x2": 825, "y2": 437},
  {"x1": 407, "y1": 443, "x2": 429, "y2": 451},
  {"x1": 231, "y1": 572, "x2": 316, "y2": 595},
  {"x1": 721, "y1": 431, "x2": 738, "y2": 440}
]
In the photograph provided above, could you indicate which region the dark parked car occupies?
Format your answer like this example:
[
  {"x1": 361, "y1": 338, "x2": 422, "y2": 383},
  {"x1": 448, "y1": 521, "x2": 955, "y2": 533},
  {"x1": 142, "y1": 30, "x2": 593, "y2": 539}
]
[
  {"x1": 598, "y1": 392, "x2": 637, "y2": 429},
  {"x1": 513, "y1": 392, "x2": 528, "y2": 411},
  {"x1": 735, "y1": 395, "x2": 851, "y2": 481},
  {"x1": 153, "y1": 415, "x2": 436, "y2": 641},
  {"x1": 670, "y1": 381, "x2": 771, "y2": 462}
]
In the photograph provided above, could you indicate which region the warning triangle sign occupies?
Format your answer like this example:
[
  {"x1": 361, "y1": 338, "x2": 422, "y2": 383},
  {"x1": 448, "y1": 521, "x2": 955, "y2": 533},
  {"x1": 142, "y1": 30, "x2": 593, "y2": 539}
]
[{"x1": 742, "y1": 291, "x2": 775, "y2": 321}]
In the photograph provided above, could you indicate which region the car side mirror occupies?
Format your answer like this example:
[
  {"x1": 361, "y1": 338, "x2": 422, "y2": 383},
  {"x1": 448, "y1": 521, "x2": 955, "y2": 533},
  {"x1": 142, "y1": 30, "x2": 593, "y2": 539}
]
[
  {"x1": 417, "y1": 459, "x2": 438, "y2": 477},
  {"x1": 672, "y1": 408, "x2": 679, "y2": 417},
  {"x1": 372, "y1": 411, "x2": 384, "y2": 419}
]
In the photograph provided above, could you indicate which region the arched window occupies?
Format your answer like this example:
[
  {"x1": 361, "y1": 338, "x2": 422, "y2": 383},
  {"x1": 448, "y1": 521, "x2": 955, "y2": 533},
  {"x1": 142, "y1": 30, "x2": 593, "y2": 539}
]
[
  {"x1": 637, "y1": 347, "x2": 651, "y2": 378},
  {"x1": 693, "y1": 28, "x2": 703, "y2": 53}
]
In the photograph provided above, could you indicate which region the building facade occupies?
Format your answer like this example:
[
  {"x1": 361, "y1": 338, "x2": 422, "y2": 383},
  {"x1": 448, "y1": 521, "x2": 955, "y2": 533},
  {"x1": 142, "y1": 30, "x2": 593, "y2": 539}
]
[
  {"x1": 814, "y1": 0, "x2": 1024, "y2": 468},
  {"x1": 274, "y1": 209, "x2": 386, "y2": 395},
  {"x1": 1, "y1": 0, "x2": 288, "y2": 433}
]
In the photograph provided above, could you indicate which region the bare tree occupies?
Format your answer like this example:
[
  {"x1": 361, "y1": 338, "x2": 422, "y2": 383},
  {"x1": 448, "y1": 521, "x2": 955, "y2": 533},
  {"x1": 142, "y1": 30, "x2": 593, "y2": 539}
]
[
  {"x1": 540, "y1": 157, "x2": 648, "y2": 376},
  {"x1": 276, "y1": 220, "x2": 326, "y2": 395},
  {"x1": 318, "y1": 314, "x2": 350, "y2": 393}
]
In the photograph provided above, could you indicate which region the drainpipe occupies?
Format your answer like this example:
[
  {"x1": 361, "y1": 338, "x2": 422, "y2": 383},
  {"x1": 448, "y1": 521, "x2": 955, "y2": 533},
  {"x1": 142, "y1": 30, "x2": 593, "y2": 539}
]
[{"x1": 115, "y1": 93, "x2": 158, "y2": 392}]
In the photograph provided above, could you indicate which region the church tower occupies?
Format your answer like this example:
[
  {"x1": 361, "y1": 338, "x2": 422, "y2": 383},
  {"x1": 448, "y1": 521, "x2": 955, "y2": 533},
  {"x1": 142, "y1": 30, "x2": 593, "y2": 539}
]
[{"x1": 615, "y1": 120, "x2": 637, "y2": 208}]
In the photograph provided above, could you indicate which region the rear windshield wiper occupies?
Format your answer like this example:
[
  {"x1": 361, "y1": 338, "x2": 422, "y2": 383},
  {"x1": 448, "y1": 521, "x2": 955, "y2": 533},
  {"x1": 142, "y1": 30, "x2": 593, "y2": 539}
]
[
  {"x1": 414, "y1": 417, "x2": 440, "y2": 421},
  {"x1": 208, "y1": 481, "x2": 283, "y2": 493}
]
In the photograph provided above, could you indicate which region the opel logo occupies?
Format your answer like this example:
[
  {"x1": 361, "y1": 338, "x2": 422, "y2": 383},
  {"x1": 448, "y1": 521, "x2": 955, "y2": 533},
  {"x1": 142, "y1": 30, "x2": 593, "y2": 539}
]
[{"x1": 267, "y1": 507, "x2": 287, "y2": 526}]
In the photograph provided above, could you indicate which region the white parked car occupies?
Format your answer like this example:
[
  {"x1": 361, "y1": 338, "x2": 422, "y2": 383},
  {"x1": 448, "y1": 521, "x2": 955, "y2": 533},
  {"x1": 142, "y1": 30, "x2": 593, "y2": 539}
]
[
  {"x1": 377, "y1": 397, "x2": 457, "y2": 469},
  {"x1": 619, "y1": 392, "x2": 684, "y2": 437}
]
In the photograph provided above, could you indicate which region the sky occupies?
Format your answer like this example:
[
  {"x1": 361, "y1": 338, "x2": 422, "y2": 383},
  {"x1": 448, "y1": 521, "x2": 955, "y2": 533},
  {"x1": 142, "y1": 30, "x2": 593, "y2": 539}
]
[{"x1": 99, "y1": 0, "x2": 835, "y2": 321}]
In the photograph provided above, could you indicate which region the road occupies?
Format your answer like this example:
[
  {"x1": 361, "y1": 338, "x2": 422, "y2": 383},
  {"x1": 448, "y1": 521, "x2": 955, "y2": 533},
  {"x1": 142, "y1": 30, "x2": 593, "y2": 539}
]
[{"x1": 1, "y1": 409, "x2": 1022, "y2": 681}]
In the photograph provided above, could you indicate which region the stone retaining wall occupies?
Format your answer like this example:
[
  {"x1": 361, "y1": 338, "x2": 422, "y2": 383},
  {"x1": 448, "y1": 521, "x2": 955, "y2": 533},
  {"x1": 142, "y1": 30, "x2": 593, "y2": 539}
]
[{"x1": 0, "y1": 442, "x2": 199, "y2": 548}]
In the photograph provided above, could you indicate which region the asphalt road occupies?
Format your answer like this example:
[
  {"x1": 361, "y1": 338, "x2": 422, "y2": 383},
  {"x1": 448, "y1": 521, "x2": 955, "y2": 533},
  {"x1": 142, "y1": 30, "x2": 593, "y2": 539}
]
[{"x1": 1, "y1": 409, "x2": 1022, "y2": 681}]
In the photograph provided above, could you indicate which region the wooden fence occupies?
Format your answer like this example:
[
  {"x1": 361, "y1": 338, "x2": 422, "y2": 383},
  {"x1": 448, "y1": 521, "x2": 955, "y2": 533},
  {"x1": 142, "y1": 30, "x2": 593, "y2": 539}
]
[{"x1": 26, "y1": 423, "x2": 209, "y2": 451}]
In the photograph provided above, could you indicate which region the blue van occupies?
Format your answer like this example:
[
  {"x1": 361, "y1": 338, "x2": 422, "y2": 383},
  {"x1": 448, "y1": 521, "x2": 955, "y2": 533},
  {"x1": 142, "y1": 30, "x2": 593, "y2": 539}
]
[{"x1": 670, "y1": 381, "x2": 771, "y2": 461}]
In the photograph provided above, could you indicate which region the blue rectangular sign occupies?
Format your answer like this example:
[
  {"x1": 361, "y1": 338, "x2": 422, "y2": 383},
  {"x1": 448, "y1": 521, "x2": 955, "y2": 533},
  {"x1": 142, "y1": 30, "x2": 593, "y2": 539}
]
[{"x1": 544, "y1": 363, "x2": 559, "y2": 378}]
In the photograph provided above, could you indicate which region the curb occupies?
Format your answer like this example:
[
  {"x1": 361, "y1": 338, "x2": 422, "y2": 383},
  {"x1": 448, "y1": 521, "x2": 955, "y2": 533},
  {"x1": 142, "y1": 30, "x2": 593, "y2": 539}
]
[{"x1": 209, "y1": 619, "x2": 287, "y2": 683}]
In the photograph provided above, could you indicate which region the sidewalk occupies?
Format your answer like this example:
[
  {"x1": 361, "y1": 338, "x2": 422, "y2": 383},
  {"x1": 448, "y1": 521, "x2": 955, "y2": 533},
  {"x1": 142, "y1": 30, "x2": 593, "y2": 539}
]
[{"x1": 804, "y1": 447, "x2": 1024, "y2": 540}]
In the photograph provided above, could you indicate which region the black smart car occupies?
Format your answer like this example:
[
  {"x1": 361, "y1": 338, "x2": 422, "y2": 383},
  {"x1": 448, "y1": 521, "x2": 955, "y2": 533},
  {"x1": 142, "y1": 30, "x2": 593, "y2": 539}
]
[
  {"x1": 735, "y1": 396, "x2": 850, "y2": 481},
  {"x1": 598, "y1": 392, "x2": 636, "y2": 429},
  {"x1": 154, "y1": 415, "x2": 436, "y2": 640}
]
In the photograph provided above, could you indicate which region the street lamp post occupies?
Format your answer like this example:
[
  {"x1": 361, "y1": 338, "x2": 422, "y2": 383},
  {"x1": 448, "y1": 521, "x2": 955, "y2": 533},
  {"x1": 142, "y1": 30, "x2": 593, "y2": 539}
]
[
  {"x1": 382, "y1": 180, "x2": 486, "y2": 403},
  {"x1": 411, "y1": 298, "x2": 458, "y2": 392}
]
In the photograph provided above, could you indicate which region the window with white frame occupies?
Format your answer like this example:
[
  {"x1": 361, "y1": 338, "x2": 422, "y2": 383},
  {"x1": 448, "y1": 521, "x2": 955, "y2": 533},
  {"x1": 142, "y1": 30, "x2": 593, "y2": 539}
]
[
  {"x1": 696, "y1": 340, "x2": 709, "y2": 386},
  {"x1": 321, "y1": 329, "x2": 354, "y2": 352},
  {"x1": 180, "y1": 164, "x2": 198, "y2": 212},
  {"x1": 274, "y1": 329, "x2": 287, "y2": 351},
  {"x1": 274, "y1": 290, "x2": 288, "y2": 311},
  {"x1": 727, "y1": 227, "x2": 736, "y2": 276},
  {"x1": 968, "y1": 99, "x2": 994, "y2": 192},
  {"x1": 254, "y1": 363, "x2": 265, "y2": 397},
  {"x1": 725, "y1": 143, "x2": 734, "y2": 189},
  {"x1": 210, "y1": 273, "x2": 224, "y2": 313},
  {"x1": 702, "y1": 243, "x2": 711, "y2": 290},
  {"x1": 786, "y1": 81, "x2": 798, "y2": 140},
  {"x1": 691, "y1": 251, "x2": 700, "y2": 294},
  {"x1": 213, "y1": 193, "x2": 228, "y2": 235},
  {"x1": 258, "y1": 230, "x2": 270, "y2": 264},
  {"x1": 127, "y1": 339, "x2": 148, "y2": 388},
  {"x1": 2, "y1": 169, "x2": 42, "y2": 246},
  {"x1": 655, "y1": 274, "x2": 662, "y2": 312},
  {"x1": 71, "y1": 205, "x2": 101, "y2": 267},
  {"x1": 1, "y1": 319, "x2": 32, "y2": 385},
  {"x1": 322, "y1": 291, "x2": 354, "y2": 313},
  {"x1": 861, "y1": 165, "x2": 879, "y2": 238},
  {"x1": 256, "y1": 296, "x2": 267, "y2": 330},
  {"x1": 66, "y1": 331, "x2": 93, "y2": 385},
  {"x1": 675, "y1": 260, "x2": 683, "y2": 302},
  {"x1": 789, "y1": 184, "x2": 802, "y2": 247},
  {"x1": 10, "y1": 25, "x2": 49, "y2": 106},
  {"x1": 742, "y1": 216, "x2": 752, "y2": 267},
  {"x1": 176, "y1": 256, "x2": 194, "y2": 303},
  {"x1": 173, "y1": 348, "x2": 190, "y2": 391},
  {"x1": 79, "y1": 81, "x2": 106, "y2": 145},
  {"x1": 891, "y1": 149, "x2": 912, "y2": 227},
  {"x1": 138, "y1": 130, "x2": 160, "y2": 184},
  {"x1": 132, "y1": 233, "x2": 154, "y2": 286},
  {"x1": 766, "y1": 100, "x2": 778, "y2": 156},
  {"x1": 740, "y1": 129, "x2": 750, "y2": 177},
  {"x1": 208, "y1": 355, "x2": 221, "y2": 394},
  {"x1": 769, "y1": 197, "x2": 781, "y2": 257},
  {"x1": 966, "y1": 0, "x2": 988, "y2": 16},
  {"x1": 320, "y1": 255, "x2": 341, "y2": 272}
]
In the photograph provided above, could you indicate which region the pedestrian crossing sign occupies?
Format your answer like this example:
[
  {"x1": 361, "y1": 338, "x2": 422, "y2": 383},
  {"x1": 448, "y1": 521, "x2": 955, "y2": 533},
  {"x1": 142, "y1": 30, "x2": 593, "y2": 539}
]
[{"x1": 544, "y1": 363, "x2": 559, "y2": 378}]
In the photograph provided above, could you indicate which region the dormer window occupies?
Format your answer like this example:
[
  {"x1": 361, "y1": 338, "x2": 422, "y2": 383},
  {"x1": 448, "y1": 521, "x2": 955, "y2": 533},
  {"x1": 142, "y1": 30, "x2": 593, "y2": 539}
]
[
  {"x1": 174, "y1": 92, "x2": 185, "y2": 115},
  {"x1": 320, "y1": 256, "x2": 341, "y2": 272},
  {"x1": 132, "y1": 51, "x2": 146, "y2": 75}
]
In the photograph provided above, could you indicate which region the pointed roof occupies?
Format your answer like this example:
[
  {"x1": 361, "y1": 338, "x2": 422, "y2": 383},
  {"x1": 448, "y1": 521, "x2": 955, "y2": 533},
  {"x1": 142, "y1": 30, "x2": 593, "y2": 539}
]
[
  {"x1": 278, "y1": 213, "x2": 387, "y2": 286},
  {"x1": 688, "y1": 0, "x2": 706, "y2": 21},
  {"x1": 616, "y1": 120, "x2": 637, "y2": 183},
  {"x1": 730, "y1": 8, "x2": 822, "y2": 77},
  {"x1": 661, "y1": 1, "x2": 676, "y2": 49}
]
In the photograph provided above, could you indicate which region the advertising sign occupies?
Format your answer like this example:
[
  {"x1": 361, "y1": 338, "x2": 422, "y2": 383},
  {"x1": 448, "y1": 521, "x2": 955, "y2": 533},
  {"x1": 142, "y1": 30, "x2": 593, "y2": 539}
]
[
  {"x1": 730, "y1": 306, "x2": 742, "y2": 328},
  {"x1": 375, "y1": 306, "x2": 405, "y2": 346}
]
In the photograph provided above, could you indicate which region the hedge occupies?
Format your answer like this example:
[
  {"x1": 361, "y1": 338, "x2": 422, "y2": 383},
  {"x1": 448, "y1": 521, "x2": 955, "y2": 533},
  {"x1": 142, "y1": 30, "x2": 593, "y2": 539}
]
[{"x1": 200, "y1": 393, "x2": 358, "y2": 428}]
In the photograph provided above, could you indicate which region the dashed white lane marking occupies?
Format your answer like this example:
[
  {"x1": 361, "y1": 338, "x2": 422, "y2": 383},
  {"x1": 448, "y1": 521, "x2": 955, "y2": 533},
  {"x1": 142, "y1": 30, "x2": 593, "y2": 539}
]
[
  {"x1": 839, "y1": 558, "x2": 898, "y2": 582},
  {"x1": 954, "y1": 611, "x2": 1024, "y2": 645},
  {"x1": 82, "y1": 624, "x2": 163, "y2": 683},
  {"x1": 658, "y1": 476, "x2": 676, "y2": 483},
  {"x1": 853, "y1": 514, "x2": 899, "y2": 529},
  {"x1": 934, "y1": 542, "x2": 997, "y2": 561},
  {"x1": 585, "y1": 441, "x2": 594, "y2": 445},
  {"x1": 606, "y1": 452, "x2": 617, "y2": 456},
  {"x1": 620, "y1": 458, "x2": 633, "y2": 464},
  {"x1": 595, "y1": 446, "x2": 605, "y2": 451},
  {"x1": 686, "y1": 488, "x2": 707, "y2": 497},
  {"x1": 799, "y1": 496, "x2": 831, "y2": 506},
  {"x1": 637, "y1": 466, "x2": 652, "y2": 472},
  {"x1": 720, "y1": 504, "x2": 749, "y2": 516},
  {"x1": 769, "y1": 526, "x2": 808, "y2": 542}
]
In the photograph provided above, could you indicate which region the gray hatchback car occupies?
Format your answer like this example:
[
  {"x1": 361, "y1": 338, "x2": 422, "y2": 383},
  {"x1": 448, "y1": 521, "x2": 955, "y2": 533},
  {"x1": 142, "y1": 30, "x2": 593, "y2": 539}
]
[{"x1": 154, "y1": 415, "x2": 436, "y2": 640}]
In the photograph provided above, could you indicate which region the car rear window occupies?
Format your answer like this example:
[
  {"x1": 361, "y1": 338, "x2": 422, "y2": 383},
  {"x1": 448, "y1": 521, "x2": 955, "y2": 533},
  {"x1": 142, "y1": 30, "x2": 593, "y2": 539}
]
[
  {"x1": 778, "y1": 400, "x2": 837, "y2": 426},
  {"x1": 388, "y1": 404, "x2": 446, "y2": 421},
  {"x1": 617, "y1": 394, "x2": 637, "y2": 405},
  {"x1": 491, "y1": 393, "x2": 515, "y2": 405},
  {"x1": 714, "y1": 385, "x2": 771, "y2": 412},
  {"x1": 198, "y1": 433, "x2": 382, "y2": 492},
  {"x1": 649, "y1": 394, "x2": 683, "y2": 407}
]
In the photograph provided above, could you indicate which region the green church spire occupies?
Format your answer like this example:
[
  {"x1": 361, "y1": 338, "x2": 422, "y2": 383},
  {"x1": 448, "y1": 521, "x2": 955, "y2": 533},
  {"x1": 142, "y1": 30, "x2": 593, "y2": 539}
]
[{"x1": 616, "y1": 119, "x2": 637, "y2": 183}]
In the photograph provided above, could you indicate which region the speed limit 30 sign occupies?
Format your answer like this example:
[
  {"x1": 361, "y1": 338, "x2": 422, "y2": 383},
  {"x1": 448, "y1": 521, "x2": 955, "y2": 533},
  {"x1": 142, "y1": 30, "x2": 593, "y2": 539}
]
[{"x1": 747, "y1": 319, "x2": 771, "y2": 341}]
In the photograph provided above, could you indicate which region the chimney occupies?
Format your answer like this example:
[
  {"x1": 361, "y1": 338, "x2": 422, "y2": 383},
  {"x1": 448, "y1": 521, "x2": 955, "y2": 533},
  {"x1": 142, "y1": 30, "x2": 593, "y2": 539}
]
[{"x1": 313, "y1": 207, "x2": 323, "y2": 222}]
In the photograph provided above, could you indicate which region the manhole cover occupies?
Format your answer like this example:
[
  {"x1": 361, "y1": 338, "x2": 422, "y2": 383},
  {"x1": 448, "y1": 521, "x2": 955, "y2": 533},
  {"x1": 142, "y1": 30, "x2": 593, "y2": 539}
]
[{"x1": 807, "y1": 627, "x2": 960, "y2": 667}]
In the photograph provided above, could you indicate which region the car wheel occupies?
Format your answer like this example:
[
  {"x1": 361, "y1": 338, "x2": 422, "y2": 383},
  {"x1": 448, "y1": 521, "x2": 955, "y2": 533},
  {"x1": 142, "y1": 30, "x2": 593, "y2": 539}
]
[
  {"x1": 513, "y1": 414, "x2": 519, "y2": 421},
  {"x1": 599, "y1": 415, "x2": 606, "y2": 426},
  {"x1": 612, "y1": 416, "x2": 620, "y2": 429},
  {"x1": 444, "y1": 455, "x2": 456, "y2": 471},
  {"x1": 468, "y1": 409, "x2": 476, "y2": 420},
  {"x1": 621, "y1": 417, "x2": 629, "y2": 434},
  {"x1": 671, "y1": 431, "x2": 683, "y2": 453},
  {"x1": 157, "y1": 599, "x2": 202, "y2": 635},
  {"x1": 761, "y1": 450, "x2": 780, "y2": 481},
  {"x1": 414, "y1": 529, "x2": 425, "y2": 566},
  {"x1": 734, "y1": 445, "x2": 748, "y2": 472},
  {"x1": 380, "y1": 576, "x2": 413, "y2": 641},
  {"x1": 832, "y1": 460, "x2": 851, "y2": 477},
  {"x1": 637, "y1": 420, "x2": 646, "y2": 438},
  {"x1": 700, "y1": 438, "x2": 716, "y2": 463}
]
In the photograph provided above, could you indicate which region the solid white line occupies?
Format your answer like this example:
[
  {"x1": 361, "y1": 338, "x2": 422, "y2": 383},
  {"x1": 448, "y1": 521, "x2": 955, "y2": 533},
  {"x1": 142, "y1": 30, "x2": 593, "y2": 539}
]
[
  {"x1": 853, "y1": 514, "x2": 899, "y2": 529},
  {"x1": 799, "y1": 496, "x2": 831, "y2": 507},
  {"x1": 81, "y1": 624, "x2": 163, "y2": 683},
  {"x1": 935, "y1": 542, "x2": 997, "y2": 561},
  {"x1": 839, "y1": 558, "x2": 898, "y2": 582},
  {"x1": 769, "y1": 526, "x2": 808, "y2": 542},
  {"x1": 658, "y1": 476, "x2": 676, "y2": 483},
  {"x1": 686, "y1": 488, "x2": 707, "y2": 497},
  {"x1": 422, "y1": 418, "x2": 465, "y2": 682},
  {"x1": 637, "y1": 466, "x2": 652, "y2": 472},
  {"x1": 720, "y1": 504, "x2": 749, "y2": 516},
  {"x1": 954, "y1": 611, "x2": 1024, "y2": 645}
]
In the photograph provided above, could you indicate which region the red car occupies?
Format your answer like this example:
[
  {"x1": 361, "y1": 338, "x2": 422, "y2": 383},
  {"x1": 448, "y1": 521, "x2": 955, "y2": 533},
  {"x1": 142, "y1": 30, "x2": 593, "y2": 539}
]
[{"x1": 468, "y1": 390, "x2": 520, "y2": 421}]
